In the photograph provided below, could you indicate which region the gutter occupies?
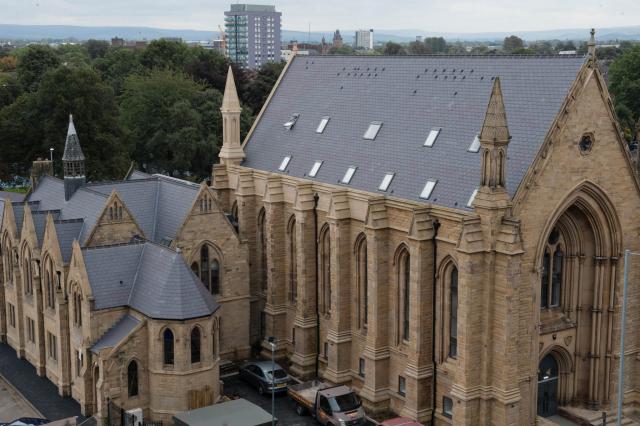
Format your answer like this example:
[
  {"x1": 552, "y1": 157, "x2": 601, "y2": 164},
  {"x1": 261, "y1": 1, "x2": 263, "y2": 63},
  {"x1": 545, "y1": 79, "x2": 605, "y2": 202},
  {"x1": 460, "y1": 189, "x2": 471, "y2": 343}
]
[
  {"x1": 313, "y1": 193, "x2": 320, "y2": 377},
  {"x1": 431, "y1": 220, "x2": 441, "y2": 424}
]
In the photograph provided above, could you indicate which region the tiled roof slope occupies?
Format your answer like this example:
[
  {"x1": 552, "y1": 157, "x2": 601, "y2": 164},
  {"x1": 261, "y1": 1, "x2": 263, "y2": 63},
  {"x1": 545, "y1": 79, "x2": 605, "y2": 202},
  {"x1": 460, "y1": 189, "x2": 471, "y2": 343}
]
[
  {"x1": 82, "y1": 241, "x2": 219, "y2": 320},
  {"x1": 91, "y1": 314, "x2": 141, "y2": 354},
  {"x1": 242, "y1": 55, "x2": 587, "y2": 209},
  {"x1": 27, "y1": 173, "x2": 198, "y2": 245}
]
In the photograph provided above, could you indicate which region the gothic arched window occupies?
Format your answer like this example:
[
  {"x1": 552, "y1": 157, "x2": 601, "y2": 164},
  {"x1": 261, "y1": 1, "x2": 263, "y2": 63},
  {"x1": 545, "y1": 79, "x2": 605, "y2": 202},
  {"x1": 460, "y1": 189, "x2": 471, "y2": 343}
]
[
  {"x1": 319, "y1": 224, "x2": 331, "y2": 314},
  {"x1": 196, "y1": 245, "x2": 221, "y2": 295},
  {"x1": 191, "y1": 327, "x2": 201, "y2": 364},
  {"x1": 258, "y1": 209, "x2": 267, "y2": 292},
  {"x1": 127, "y1": 360, "x2": 138, "y2": 397},
  {"x1": 399, "y1": 248, "x2": 411, "y2": 342},
  {"x1": 163, "y1": 329, "x2": 174, "y2": 365},
  {"x1": 288, "y1": 216, "x2": 297, "y2": 302},
  {"x1": 355, "y1": 235, "x2": 368, "y2": 329},
  {"x1": 22, "y1": 249, "x2": 33, "y2": 295},
  {"x1": 449, "y1": 267, "x2": 458, "y2": 358},
  {"x1": 541, "y1": 228, "x2": 564, "y2": 309}
]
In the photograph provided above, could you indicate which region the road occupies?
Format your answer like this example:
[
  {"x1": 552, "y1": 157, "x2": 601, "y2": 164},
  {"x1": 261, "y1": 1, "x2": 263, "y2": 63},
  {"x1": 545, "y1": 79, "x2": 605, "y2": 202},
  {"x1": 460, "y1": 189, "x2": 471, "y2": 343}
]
[{"x1": 0, "y1": 374, "x2": 41, "y2": 423}]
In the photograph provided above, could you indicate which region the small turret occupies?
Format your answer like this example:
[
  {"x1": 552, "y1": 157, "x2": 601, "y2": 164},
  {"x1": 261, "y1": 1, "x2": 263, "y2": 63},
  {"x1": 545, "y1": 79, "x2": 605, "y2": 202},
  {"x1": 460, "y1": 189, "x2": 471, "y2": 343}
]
[
  {"x1": 219, "y1": 67, "x2": 245, "y2": 166},
  {"x1": 62, "y1": 114, "x2": 86, "y2": 201}
]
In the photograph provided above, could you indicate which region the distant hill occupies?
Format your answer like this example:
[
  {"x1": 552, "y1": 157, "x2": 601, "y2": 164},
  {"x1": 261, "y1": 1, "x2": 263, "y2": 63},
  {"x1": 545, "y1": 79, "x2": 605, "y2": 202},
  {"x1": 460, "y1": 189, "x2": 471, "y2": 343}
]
[{"x1": 0, "y1": 23, "x2": 639, "y2": 44}]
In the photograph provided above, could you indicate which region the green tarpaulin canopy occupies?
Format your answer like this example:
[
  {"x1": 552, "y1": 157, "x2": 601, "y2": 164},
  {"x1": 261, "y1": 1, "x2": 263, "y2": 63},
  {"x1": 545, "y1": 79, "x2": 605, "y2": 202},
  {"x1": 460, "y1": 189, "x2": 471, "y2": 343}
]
[{"x1": 173, "y1": 398, "x2": 277, "y2": 426}]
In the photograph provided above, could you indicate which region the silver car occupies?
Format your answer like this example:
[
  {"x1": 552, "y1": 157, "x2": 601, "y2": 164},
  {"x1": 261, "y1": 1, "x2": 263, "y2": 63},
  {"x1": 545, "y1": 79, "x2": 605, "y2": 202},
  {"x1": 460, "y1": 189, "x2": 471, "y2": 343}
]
[{"x1": 239, "y1": 360, "x2": 290, "y2": 395}]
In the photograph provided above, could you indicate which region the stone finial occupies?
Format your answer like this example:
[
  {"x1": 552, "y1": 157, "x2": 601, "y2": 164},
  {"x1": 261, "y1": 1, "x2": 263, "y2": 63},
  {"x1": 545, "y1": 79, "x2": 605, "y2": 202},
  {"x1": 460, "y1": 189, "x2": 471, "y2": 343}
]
[
  {"x1": 480, "y1": 77, "x2": 510, "y2": 145},
  {"x1": 587, "y1": 28, "x2": 596, "y2": 58},
  {"x1": 221, "y1": 66, "x2": 241, "y2": 112}
]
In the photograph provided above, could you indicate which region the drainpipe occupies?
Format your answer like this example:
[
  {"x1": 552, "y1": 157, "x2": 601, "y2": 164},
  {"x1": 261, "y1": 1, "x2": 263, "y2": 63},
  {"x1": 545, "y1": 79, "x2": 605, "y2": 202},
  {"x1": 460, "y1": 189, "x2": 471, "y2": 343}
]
[
  {"x1": 313, "y1": 193, "x2": 320, "y2": 377},
  {"x1": 431, "y1": 220, "x2": 441, "y2": 424}
]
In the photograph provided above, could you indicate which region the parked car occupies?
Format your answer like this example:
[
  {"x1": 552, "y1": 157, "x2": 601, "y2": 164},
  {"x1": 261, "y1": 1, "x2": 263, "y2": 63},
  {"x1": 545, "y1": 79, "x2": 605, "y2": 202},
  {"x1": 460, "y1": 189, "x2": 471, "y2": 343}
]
[
  {"x1": 288, "y1": 380, "x2": 366, "y2": 425},
  {"x1": 238, "y1": 360, "x2": 290, "y2": 395}
]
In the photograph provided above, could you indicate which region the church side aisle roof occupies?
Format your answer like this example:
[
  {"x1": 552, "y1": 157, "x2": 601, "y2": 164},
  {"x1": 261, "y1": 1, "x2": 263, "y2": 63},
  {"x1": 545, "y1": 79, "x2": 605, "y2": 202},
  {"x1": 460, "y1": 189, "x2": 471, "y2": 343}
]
[{"x1": 242, "y1": 55, "x2": 587, "y2": 209}]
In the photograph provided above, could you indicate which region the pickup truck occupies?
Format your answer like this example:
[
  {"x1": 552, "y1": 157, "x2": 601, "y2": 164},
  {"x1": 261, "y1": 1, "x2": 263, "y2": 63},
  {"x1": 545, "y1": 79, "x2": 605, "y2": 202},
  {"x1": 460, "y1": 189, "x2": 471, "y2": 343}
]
[{"x1": 288, "y1": 380, "x2": 367, "y2": 425}]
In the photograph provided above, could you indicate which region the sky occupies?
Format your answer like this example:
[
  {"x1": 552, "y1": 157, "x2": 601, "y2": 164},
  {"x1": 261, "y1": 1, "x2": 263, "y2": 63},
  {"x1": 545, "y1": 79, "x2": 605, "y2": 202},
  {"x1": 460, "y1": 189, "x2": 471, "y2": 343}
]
[{"x1": 1, "y1": 0, "x2": 639, "y2": 33}]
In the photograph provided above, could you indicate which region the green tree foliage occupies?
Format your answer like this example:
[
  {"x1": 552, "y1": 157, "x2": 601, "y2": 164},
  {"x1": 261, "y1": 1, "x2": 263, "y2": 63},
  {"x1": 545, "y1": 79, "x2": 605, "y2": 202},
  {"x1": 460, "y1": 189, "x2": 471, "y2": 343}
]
[
  {"x1": 86, "y1": 39, "x2": 110, "y2": 59},
  {"x1": 140, "y1": 39, "x2": 190, "y2": 70},
  {"x1": 328, "y1": 45, "x2": 355, "y2": 55},
  {"x1": 93, "y1": 48, "x2": 144, "y2": 94},
  {"x1": 383, "y1": 42, "x2": 406, "y2": 56},
  {"x1": 424, "y1": 37, "x2": 447, "y2": 53},
  {"x1": 57, "y1": 44, "x2": 91, "y2": 68},
  {"x1": 609, "y1": 44, "x2": 640, "y2": 140},
  {"x1": 0, "y1": 74, "x2": 21, "y2": 109},
  {"x1": 118, "y1": 70, "x2": 248, "y2": 178},
  {"x1": 243, "y1": 61, "x2": 286, "y2": 115},
  {"x1": 16, "y1": 45, "x2": 60, "y2": 91},
  {"x1": 503, "y1": 35, "x2": 524, "y2": 52},
  {"x1": 408, "y1": 41, "x2": 428, "y2": 55},
  {"x1": 0, "y1": 66, "x2": 128, "y2": 179}
]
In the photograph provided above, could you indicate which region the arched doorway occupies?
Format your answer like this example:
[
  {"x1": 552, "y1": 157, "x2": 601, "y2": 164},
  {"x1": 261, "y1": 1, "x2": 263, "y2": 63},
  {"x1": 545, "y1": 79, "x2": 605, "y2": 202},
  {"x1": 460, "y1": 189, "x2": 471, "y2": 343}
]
[{"x1": 537, "y1": 354, "x2": 559, "y2": 417}]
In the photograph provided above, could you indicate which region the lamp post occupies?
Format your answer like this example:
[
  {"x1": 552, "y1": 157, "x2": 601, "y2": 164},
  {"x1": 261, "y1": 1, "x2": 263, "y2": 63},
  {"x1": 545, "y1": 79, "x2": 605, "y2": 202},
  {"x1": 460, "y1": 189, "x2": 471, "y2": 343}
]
[
  {"x1": 49, "y1": 147, "x2": 54, "y2": 162},
  {"x1": 268, "y1": 336, "x2": 276, "y2": 426}
]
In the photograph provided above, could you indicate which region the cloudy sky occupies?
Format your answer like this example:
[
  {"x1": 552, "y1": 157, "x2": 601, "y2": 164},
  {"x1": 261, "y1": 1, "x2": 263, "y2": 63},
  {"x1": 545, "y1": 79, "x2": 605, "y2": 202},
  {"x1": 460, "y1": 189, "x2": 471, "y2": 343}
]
[{"x1": 2, "y1": 0, "x2": 639, "y2": 33}]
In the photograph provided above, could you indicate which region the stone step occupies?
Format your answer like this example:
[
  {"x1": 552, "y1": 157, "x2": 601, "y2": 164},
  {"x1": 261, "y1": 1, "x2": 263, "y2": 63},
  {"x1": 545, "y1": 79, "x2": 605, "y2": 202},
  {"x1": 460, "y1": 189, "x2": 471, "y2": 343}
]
[
  {"x1": 559, "y1": 406, "x2": 639, "y2": 426},
  {"x1": 219, "y1": 360, "x2": 238, "y2": 377}
]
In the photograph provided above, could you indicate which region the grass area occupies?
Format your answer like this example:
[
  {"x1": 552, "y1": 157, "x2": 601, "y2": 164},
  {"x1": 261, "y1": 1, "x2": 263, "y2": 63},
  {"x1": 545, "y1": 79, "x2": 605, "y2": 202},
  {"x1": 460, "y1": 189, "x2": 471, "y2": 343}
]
[{"x1": 1, "y1": 186, "x2": 29, "y2": 194}]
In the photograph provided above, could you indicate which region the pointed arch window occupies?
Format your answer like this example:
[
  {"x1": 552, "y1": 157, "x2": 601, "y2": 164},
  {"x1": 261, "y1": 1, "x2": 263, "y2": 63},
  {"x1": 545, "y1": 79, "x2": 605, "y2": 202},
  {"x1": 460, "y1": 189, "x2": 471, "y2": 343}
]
[
  {"x1": 449, "y1": 267, "x2": 458, "y2": 358},
  {"x1": 258, "y1": 209, "x2": 268, "y2": 292},
  {"x1": 22, "y1": 249, "x2": 33, "y2": 295},
  {"x1": 401, "y1": 249, "x2": 411, "y2": 342},
  {"x1": 196, "y1": 245, "x2": 221, "y2": 295},
  {"x1": 319, "y1": 224, "x2": 331, "y2": 314},
  {"x1": 163, "y1": 329, "x2": 174, "y2": 365},
  {"x1": 44, "y1": 258, "x2": 56, "y2": 309},
  {"x1": 127, "y1": 360, "x2": 138, "y2": 397},
  {"x1": 191, "y1": 327, "x2": 201, "y2": 364},
  {"x1": 288, "y1": 216, "x2": 297, "y2": 302},
  {"x1": 540, "y1": 228, "x2": 564, "y2": 309},
  {"x1": 355, "y1": 235, "x2": 368, "y2": 329}
]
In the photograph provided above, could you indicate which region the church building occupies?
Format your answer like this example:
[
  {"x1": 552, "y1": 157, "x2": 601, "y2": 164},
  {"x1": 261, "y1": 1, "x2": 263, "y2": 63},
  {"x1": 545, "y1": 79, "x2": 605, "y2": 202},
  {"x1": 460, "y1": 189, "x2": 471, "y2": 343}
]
[{"x1": 2, "y1": 30, "x2": 640, "y2": 425}]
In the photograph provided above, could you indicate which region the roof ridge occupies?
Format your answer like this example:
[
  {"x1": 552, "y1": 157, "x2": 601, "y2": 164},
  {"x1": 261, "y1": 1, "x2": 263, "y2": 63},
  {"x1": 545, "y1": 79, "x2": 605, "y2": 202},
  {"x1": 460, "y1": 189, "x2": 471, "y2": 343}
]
[
  {"x1": 81, "y1": 239, "x2": 146, "y2": 251},
  {"x1": 127, "y1": 243, "x2": 147, "y2": 306},
  {"x1": 54, "y1": 218, "x2": 84, "y2": 225},
  {"x1": 151, "y1": 178, "x2": 160, "y2": 241},
  {"x1": 153, "y1": 174, "x2": 200, "y2": 189},
  {"x1": 302, "y1": 54, "x2": 588, "y2": 59},
  {"x1": 74, "y1": 187, "x2": 109, "y2": 198},
  {"x1": 85, "y1": 177, "x2": 159, "y2": 187}
]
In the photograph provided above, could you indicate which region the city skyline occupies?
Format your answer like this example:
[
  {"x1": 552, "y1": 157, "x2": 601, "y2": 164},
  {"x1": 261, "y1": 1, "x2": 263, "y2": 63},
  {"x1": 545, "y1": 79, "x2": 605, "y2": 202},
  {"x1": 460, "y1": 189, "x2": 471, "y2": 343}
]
[{"x1": 1, "y1": 0, "x2": 639, "y2": 34}]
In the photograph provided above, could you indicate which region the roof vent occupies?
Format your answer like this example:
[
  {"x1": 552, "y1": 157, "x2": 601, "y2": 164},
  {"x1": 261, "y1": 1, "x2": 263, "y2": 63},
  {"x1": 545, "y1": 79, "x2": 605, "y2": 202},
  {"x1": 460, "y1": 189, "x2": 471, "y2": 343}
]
[
  {"x1": 364, "y1": 122, "x2": 383, "y2": 140},
  {"x1": 466, "y1": 189, "x2": 478, "y2": 208},
  {"x1": 341, "y1": 166, "x2": 357, "y2": 184},
  {"x1": 468, "y1": 135, "x2": 481, "y2": 152},
  {"x1": 278, "y1": 155, "x2": 291, "y2": 171},
  {"x1": 420, "y1": 180, "x2": 437, "y2": 200},
  {"x1": 424, "y1": 128, "x2": 441, "y2": 147},
  {"x1": 309, "y1": 161, "x2": 323, "y2": 177},
  {"x1": 284, "y1": 113, "x2": 300, "y2": 130}
]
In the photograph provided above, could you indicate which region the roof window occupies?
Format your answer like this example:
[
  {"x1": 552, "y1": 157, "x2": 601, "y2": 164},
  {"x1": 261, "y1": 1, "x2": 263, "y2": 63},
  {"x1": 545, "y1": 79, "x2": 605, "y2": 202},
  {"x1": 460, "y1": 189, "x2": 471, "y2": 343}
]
[
  {"x1": 283, "y1": 113, "x2": 300, "y2": 130},
  {"x1": 309, "y1": 161, "x2": 323, "y2": 177},
  {"x1": 468, "y1": 134, "x2": 481, "y2": 153},
  {"x1": 378, "y1": 173, "x2": 395, "y2": 192},
  {"x1": 341, "y1": 166, "x2": 357, "y2": 184},
  {"x1": 278, "y1": 155, "x2": 291, "y2": 171},
  {"x1": 363, "y1": 121, "x2": 382, "y2": 140},
  {"x1": 467, "y1": 188, "x2": 478, "y2": 208},
  {"x1": 424, "y1": 128, "x2": 441, "y2": 147},
  {"x1": 419, "y1": 180, "x2": 437, "y2": 200},
  {"x1": 316, "y1": 116, "x2": 330, "y2": 134}
]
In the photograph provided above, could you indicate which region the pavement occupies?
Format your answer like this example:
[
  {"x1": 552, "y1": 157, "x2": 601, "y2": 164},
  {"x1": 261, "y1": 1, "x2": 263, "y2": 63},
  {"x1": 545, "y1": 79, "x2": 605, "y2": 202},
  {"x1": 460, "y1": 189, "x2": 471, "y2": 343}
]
[
  {"x1": 0, "y1": 374, "x2": 41, "y2": 423},
  {"x1": 0, "y1": 343, "x2": 83, "y2": 422}
]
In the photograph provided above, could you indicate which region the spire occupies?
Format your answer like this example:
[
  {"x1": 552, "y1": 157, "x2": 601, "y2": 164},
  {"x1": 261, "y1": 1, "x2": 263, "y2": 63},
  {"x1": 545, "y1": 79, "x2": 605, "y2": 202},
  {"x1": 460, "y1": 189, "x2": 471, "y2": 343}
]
[
  {"x1": 587, "y1": 28, "x2": 596, "y2": 58},
  {"x1": 62, "y1": 114, "x2": 86, "y2": 201},
  {"x1": 62, "y1": 114, "x2": 85, "y2": 162},
  {"x1": 219, "y1": 67, "x2": 245, "y2": 166},
  {"x1": 472, "y1": 77, "x2": 511, "y2": 211},
  {"x1": 221, "y1": 66, "x2": 241, "y2": 112},
  {"x1": 479, "y1": 77, "x2": 510, "y2": 145}
]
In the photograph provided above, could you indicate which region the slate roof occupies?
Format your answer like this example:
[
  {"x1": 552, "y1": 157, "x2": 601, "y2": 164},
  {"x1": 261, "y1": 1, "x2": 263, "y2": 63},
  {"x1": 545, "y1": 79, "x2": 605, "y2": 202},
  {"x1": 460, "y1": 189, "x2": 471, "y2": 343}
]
[
  {"x1": 0, "y1": 191, "x2": 26, "y2": 203},
  {"x1": 26, "y1": 173, "x2": 199, "y2": 246},
  {"x1": 54, "y1": 219, "x2": 84, "y2": 262},
  {"x1": 90, "y1": 314, "x2": 141, "y2": 354},
  {"x1": 242, "y1": 55, "x2": 587, "y2": 209},
  {"x1": 82, "y1": 241, "x2": 219, "y2": 320}
]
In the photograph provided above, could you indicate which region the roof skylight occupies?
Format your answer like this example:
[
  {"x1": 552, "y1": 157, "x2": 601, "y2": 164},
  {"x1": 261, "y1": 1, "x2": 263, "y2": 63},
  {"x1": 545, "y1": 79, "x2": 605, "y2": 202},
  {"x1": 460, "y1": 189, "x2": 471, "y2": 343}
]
[
  {"x1": 283, "y1": 113, "x2": 300, "y2": 130},
  {"x1": 468, "y1": 134, "x2": 481, "y2": 153},
  {"x1": 378, "y1": 173, "x2": 395, "y2": 191},
  {"x1": 309, "y1": 161, "x2": 323, "y2": 177},
  {"x1": 423, "y1": 128, "x2": 441, "y2": 147},
  {"x1": 467, "y1": 188, "x2": 478, "y2": 207},
  {"x1": 316, "y1": 116, "x2": 330, "y2": 134},
  {"x1": 419, "y1": 180, "x2": 437, "y2": 200},
  {"x1": 341, "y1": 166, "x2": 357, "y2": 184},
  {"x1": 278, "y1": 155, "x2": 291, "y2": 171},
  {"x1": 363, "y1": 122, "x2": 382, "y2": 140}
]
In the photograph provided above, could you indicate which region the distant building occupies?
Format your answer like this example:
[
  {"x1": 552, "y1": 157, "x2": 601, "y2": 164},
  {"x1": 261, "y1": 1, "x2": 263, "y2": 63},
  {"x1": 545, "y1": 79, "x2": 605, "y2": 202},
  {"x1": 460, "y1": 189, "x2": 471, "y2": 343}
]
[
  {"x1": 224, "y1": 4, "x2": 282, "y2": 69},
  {"x1": 332, "y1": 29, "x2": 343, "y2": 48},
  {"x1": 416, "y1": 36, "x2": 423, "y2": 42},
  {"x1": 111, "y1": 37, "x2": 125, "y2": 47},
  {"x1": 559, "y1": 50, "x2": 578, "y2": 55},
  {"x1": 354, "y1": 29, "x2": 374, "y2": 50}
]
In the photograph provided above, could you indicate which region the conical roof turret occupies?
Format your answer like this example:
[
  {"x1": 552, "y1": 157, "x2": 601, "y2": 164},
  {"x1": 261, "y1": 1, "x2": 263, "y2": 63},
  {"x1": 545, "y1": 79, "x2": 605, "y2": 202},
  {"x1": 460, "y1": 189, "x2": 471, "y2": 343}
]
[
  {"x1": 221, "y1": 66, "x2": 241, "y2": 112},
  {"x1": 62, "y1": 114, "x2": 85, "y2": 162}
]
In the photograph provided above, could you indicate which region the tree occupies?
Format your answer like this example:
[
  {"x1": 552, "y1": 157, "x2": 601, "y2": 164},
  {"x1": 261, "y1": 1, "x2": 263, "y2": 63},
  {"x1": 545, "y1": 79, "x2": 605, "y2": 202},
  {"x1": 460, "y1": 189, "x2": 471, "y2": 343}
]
[
  {"x1": 424, "y1": 37, "x2": 447, "y2": 53},
  {"x1": 140, "y1": 39, "x2": 189, "y2": 70},
  {"x1": 56, "y1": 44, "x2": 91, "y2": 68},
  {"x1": 383, "y1": 42, "x2": 406, "y2": 56},
  {"x1": 609, "y1": 44, "x2": 640, "y2": 141},
  {"x1": 503, "y1": 35, "x2": 524, "y2": 52},
  {"x1": 0, "y1": 66, "x2": 128, "y2": 179},
  {"x1": 243, "y1": 61, "x2": 285, "y2": 114},
  {"x1": 93, "y1": 47, "x2": 144, "y2": 94},
  {"x1": 329, "y1": 45, "x2": 355, "y2": 55},
  {"x1": 0, "y1": 74, "x2": 21, "y2": 109},
  {"x1": 183, "y1": 46, "x2": 232, "y2": 93},
  {"x1": 86, "y1": 39, "x2": 110, "y2": 59},
  {"x1": 16, "y1": 45, "x2": 60, "y2": 91},
  {"x1": 408, "y1": 41, "x2": 428, "y2": 55},
  {"x1": 0, "y1": 56, "x2": 17, "y2": 72},
  {"x1": 118, "y1": 70, "x2": 228, "y2": 178}
]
